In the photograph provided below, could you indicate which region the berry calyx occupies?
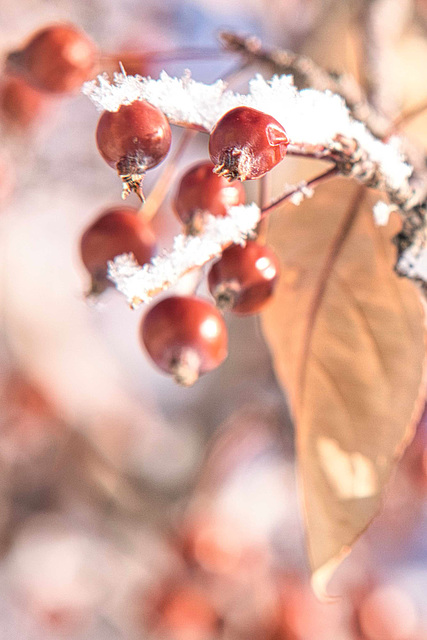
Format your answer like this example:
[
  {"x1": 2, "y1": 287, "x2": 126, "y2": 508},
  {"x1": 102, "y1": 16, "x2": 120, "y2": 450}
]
[
  {"x1": 141, "y1": 296, "x2": 228, "y2": 386},
  {"x1": 96, "y1": 100, "x2": 172, "y2": 200},
  {"x1": 6, "y1": 24, "x2": 97, "y2": 94},
  {"x1": 80, "y1": 206, "x2": 156, "y2": 295},
  {"x1": 209, "y1": 106, "x2": 289, "y2": 181},
  {"x1": 208, "y1": 241, "x2": 280, "y2": 314},
  {"x1": 173, "y1": 160, "x2": 245, "y2": 233}
]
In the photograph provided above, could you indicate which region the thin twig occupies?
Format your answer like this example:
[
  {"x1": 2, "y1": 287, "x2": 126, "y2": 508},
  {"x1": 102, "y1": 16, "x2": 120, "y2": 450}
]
[
  {"x1": 138, "y1": 129, "x2": 197, "y2": 222},
  {"x1": 261, "y1": 166, "x2": 339, "y2": 216},
  {"x1": 99, "y1": 46, "x2": 231, "y2": 69},
  {"x1": 256, "y1": 173, "x2": 272, "y2": 243}
]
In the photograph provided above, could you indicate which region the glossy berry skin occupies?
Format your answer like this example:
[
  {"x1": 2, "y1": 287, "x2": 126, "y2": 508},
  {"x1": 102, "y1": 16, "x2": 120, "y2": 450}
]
[
  {"x1": 96, "y1": 100, "x2": 172, "y2": 200},
  {"x1": 0, "y1": 75, "x2": 46, "y2": 129},
  {"x1": 174, "y1": 160, "x2": 245, "y2": 232},
  {"x1": 141, "y1": 296, "x2": 228, "y2": 386},
  {"x1": 80, "y1": 207, "x2": 156, "y2": 294},
  {"x1": 7, "y1": 24, "x2": 97, "y2": 94},
  {"x1": 209, "y1": 106, "x2": 289, "y2": 181},
  {"x1": 208, "y1": 241, "x2": 280, "y2": 315}
]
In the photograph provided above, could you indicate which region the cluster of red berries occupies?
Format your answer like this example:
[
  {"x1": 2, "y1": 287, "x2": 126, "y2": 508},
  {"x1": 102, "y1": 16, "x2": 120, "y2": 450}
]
[
  {"x1": 0, "y1": 22, "x2": 290, "y2": 386},
  {"x1": 94, "y1": 98, "x2": 289, "y2": 201},
  {"x1": 140, "y1": 230, "x2": 280, "y2": 386},
  {"x1": 0, "y1": 24, "x2": 98, "y2": 134},
  {"x1": 81, "y1": 95, "x2": 288, "y2": 386},
  {"x1": 4, "y1": 24, "x2": 289, "y2": 386}
]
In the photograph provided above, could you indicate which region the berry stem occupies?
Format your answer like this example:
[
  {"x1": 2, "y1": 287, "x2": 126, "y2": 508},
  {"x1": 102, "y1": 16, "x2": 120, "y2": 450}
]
[
  {"x1": 138, "y1": 129, "x2": 197, "y2": 221},
  {"x1": 256, "y1": 173, "x2": 272, "y2": 244},
  {"x1": 259, "y1": 172, "x2": 271, "y2": 208}
]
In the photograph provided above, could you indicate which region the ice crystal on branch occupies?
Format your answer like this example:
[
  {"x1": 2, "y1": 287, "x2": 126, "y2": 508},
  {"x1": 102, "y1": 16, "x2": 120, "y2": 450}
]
[
  {"x1": 288, "y1": 181, "x2": 315, "y2": 206},
  {"x1": 108, "y1": 204, "x2": 261, "y2": 307},
  {"x1": 83, "y1": 71, "x2": 412, "y2": 197},
  {"x1": 397, "y1": 244, "x2": 427, "y2": 284}
]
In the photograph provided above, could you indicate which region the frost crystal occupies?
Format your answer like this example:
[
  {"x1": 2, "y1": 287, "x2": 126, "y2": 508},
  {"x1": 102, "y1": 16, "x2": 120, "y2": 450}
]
[
  {"x1": 107, "y1": 204, "x2": 261, "y2": 307},
  {"x1": 288, "y1": 181, "x2": 315, "y2": 206},
  {"x1": 397, "y1": 247, "x2": 427, "y2": 281},
  {"x1": 83, "y1": 71, "x2": 412, "y2": 197},
  {"x1": 373, "y1": 200, "x2": 395, "y2": 226}
]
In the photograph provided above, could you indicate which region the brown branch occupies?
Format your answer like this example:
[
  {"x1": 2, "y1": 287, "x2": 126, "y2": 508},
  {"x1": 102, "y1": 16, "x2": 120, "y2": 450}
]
[
  {"x1": 218, "y1": 31, "x2": 390, "y2": 139},
  {"x1": 287, "y1": 137, "x2": 414, "y2": 210}
]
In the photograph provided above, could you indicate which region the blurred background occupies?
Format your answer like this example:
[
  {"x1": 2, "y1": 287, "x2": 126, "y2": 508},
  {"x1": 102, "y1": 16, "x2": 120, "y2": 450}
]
[{"x1": 0, "y1": 1, "x2": 427, "y2": 638}]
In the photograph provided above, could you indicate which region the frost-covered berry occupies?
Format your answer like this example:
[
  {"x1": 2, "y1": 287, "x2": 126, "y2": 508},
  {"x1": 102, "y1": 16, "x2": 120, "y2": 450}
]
[
  {"x1": 96, "y1": 100, "x2": 172, "y2": 200},
  {"x1": 209, "y1": 106, "x2": 289, "y2": 181}
]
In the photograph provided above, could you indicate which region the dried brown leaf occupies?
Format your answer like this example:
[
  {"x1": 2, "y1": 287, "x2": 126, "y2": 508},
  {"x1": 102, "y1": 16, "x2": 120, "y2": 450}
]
[{"x1": 261, "y1": 177, "x2": 426, "y2": 597}]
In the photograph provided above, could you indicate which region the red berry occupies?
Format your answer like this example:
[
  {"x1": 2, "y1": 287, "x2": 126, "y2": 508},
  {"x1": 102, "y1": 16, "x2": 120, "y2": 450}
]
[
  {"x1": 156, "y1": 584, "x2": 219, "y2": 638},
  {"x1": 0, "y1": 74, "x2": 46, "y2": 129},
  {"x1": 6, "y1": 24, "x2": 97, "y2": 94},
  {"x1": 174, "y1": 160, "x2": 245, "y2": 232},
  {"x1": 208, "y1": 241, "x2": 280, "y2": 314},
  {"x1": 141, "y1": 296, "x2": 228, "y2": 386},
  {"x1": 209, "y1": 106, "x2": 289, "y2": 181},
  {"x1": 96, "y1": 100, "x2": 172, "y2": 200},
  {"x1": 80, "y1": 206, "x2": 156, "y2": 294}
]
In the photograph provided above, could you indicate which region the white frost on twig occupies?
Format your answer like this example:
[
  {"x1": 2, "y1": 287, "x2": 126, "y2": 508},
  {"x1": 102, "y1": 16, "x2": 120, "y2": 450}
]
[
  {"x1": 83, "y1": 71, "x2": 412, "y2": 195},
  {"x1": 288, "y1": 181, "x2": 315, "y2": 206},
  {"x1": 107, "y1": 203, "x2": 261, "y2": 307}
]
